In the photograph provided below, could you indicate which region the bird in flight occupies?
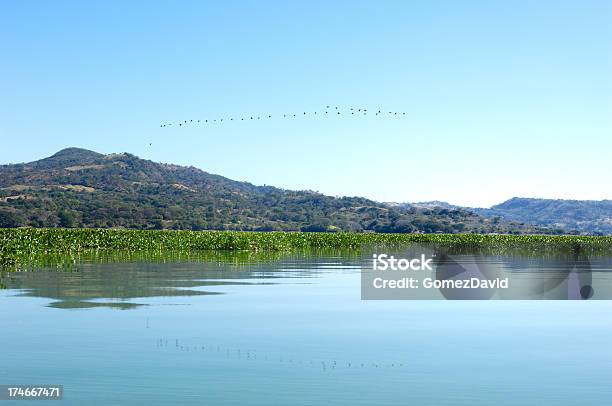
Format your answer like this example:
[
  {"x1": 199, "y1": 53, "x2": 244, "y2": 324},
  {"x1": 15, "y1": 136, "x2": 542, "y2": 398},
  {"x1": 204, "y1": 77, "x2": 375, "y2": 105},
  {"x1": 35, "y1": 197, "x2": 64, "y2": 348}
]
[{"x1": 160, "y1": 104, "x2": 406, "y2": 128}]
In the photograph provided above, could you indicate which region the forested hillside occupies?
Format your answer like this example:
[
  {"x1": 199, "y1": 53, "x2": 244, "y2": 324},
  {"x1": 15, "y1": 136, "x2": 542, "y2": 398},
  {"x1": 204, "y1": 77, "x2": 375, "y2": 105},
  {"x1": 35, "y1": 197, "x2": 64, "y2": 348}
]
[{"x1": 0, "y1": 148, "x2": 550, "y2": 234}]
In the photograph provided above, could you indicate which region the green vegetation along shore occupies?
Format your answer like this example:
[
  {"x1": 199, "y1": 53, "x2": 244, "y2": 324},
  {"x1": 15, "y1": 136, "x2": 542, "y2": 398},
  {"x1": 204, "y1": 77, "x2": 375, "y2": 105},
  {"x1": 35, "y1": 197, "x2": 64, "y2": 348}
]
[{"x1": 2, "y1": 228, "x2": 612, "y2": 269}]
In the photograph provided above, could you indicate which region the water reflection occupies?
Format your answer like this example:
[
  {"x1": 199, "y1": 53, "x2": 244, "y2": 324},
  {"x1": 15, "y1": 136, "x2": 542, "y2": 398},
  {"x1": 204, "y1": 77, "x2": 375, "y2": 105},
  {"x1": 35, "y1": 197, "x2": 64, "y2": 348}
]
[
  {"x1": 152, "y1": 337, "x2": 409, "y2": 372},
  {"x1": 1, "y1": 248, "x2": 612, "y2": 308},
  {"x1": 0, "y1": 250, "x2": 361, "y2": 309}
]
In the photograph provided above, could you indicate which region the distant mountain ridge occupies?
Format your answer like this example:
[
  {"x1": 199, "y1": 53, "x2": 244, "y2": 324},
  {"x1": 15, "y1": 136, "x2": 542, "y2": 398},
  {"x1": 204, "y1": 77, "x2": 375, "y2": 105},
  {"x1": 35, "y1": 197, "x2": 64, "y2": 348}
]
[
  {"x1": 475, "y1": 197, "x2": 612, "y2": 235},
  {"x1": 0, "y1": 148, "x2": 548, "y2": 234},
  {"x1": 400, "y1": 197, "x2": 612, "y2": 235}
]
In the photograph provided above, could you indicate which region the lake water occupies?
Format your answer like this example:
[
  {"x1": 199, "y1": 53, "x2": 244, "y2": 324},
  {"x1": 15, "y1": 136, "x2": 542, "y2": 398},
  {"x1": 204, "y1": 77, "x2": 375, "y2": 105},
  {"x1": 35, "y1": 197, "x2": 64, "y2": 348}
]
[{"x1": 1, "y1": 250, "x2": 612, "y2": 405}]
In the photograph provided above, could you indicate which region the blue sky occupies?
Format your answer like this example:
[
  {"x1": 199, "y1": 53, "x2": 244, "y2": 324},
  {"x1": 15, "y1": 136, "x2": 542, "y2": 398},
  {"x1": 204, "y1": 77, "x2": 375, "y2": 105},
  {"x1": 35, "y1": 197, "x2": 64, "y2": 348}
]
[{"x1": 1, "y1": 1, "x2": 610, "y2": 207}]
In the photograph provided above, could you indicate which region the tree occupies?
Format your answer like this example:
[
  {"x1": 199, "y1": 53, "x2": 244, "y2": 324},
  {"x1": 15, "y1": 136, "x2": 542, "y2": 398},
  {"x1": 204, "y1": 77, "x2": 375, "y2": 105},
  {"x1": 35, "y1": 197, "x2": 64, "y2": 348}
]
[
  {"x1": 0, "y1": 210, "x2": 21, "y2": 228},
  {"x1": 58, "y1": 211, "x2": 77, "y2": 228},
  {"x1": 151, "y1": 219, "x2": 164, "y2": 230}
]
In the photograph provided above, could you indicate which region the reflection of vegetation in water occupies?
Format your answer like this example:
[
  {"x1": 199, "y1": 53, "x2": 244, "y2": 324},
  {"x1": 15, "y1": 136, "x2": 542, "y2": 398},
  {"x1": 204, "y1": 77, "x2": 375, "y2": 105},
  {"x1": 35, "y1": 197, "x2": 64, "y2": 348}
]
[
  {"x1": 427, "y1": 242, "x2": 611, "y2": 259},
  {"x1": 49, "y1": 300, "x2": 145, "y2": 310},
  {"x1": 1, "y1": 246, "x2": 610, "y2": 306},
  {"x1": 0, "y1": 249, "x2": 359, "y2": 309},
  {"x1": 3, "y1": 250, "x2": 286, "y2": 272}
]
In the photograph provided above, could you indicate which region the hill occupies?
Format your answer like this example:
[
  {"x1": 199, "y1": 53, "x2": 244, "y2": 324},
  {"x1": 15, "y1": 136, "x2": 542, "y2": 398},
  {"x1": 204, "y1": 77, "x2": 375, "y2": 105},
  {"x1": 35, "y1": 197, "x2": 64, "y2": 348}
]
[
  {"x1": 402, "y1": 201, "x2": 462, "y2": 210},
  {"x1": 0, "y1": 148, "x2": 550, "y2": 233},
  {"x1": 474, "y1": 197, "x2": 612, "y2": 235}
]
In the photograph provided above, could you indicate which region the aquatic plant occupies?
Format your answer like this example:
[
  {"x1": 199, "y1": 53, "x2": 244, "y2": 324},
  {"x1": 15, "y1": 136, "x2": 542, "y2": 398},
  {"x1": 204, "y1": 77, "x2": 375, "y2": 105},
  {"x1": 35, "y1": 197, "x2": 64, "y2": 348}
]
[{"x1": 2, "y1": 228, "x2": 612, "y2": 270}]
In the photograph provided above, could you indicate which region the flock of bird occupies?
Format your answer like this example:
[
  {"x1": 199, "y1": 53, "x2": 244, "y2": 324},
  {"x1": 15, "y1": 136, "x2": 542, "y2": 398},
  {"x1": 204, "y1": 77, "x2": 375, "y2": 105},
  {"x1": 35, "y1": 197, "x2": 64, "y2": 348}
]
[
  {"x1": 159, "y1": 105, "x2": 407, "y2": 128},
  {"x1": 156, "y1": 337, "x2": 408, "y2": 372}
]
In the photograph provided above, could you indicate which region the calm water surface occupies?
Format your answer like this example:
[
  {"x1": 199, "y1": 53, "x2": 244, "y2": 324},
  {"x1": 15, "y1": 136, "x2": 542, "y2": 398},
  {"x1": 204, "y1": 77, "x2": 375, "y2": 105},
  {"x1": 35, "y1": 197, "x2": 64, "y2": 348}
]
[{"x1": 1, "y1": 250, "x2": 611, "y2": 405}]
